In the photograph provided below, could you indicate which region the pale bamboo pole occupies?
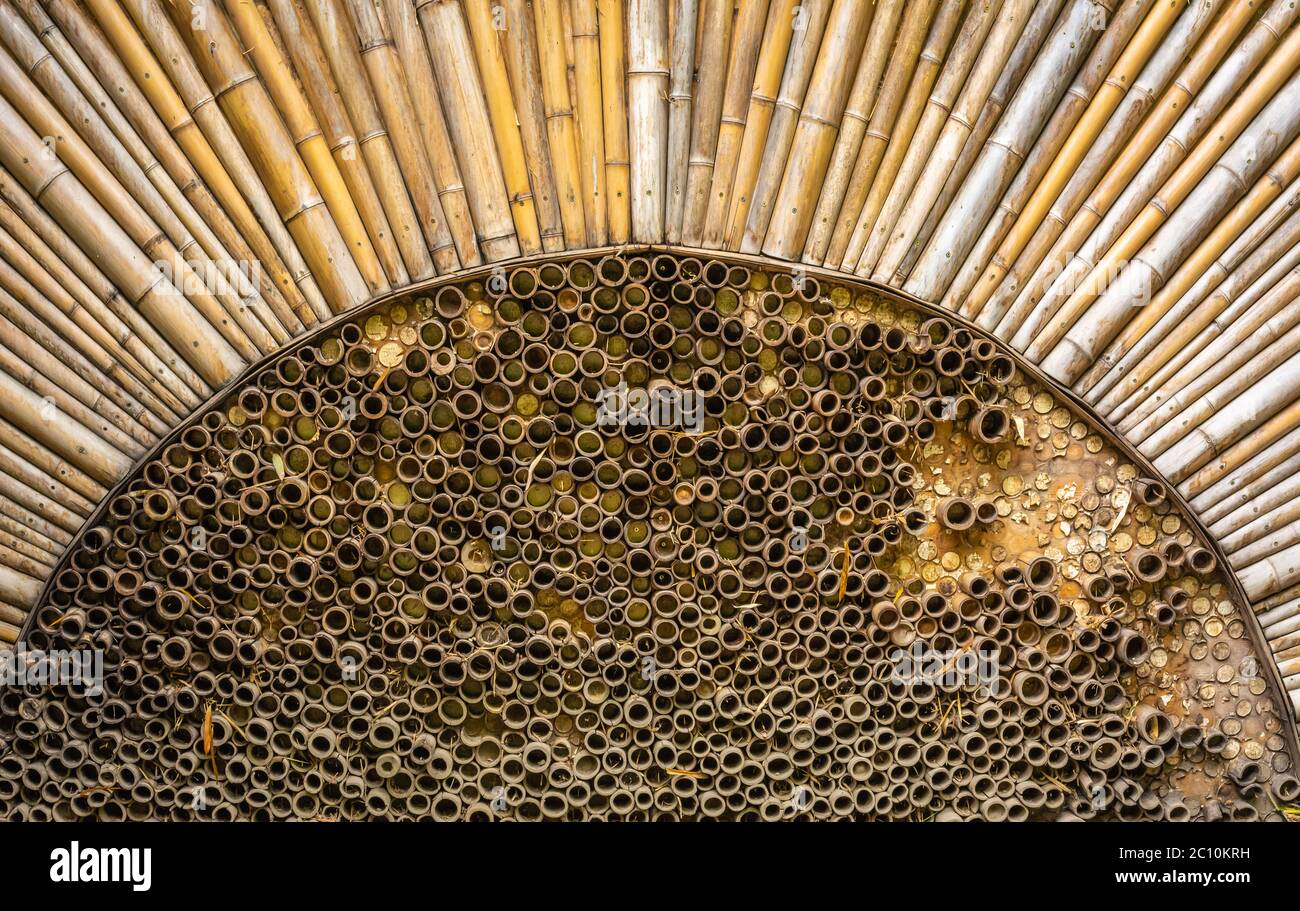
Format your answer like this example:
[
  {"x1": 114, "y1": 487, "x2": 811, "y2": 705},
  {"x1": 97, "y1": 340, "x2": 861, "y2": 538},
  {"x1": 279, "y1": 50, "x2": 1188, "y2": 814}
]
[
  {"x1": 678, "y1": 0, "x2": 739, "y2": 245},
  {"x1": 887, "y1": 0, "x2": 1065, "y2": 282},
  {"x1": 707, "y1": 0, "x2": 796, "y2": 247},
  {"x1": 383, "y1": 0, "x2": 482, "y2": 266},
  {"x1": 1180, "y1": 399, "x2": 1300, "y2": 503},
  {"x1": 0, "y1": 165, "x2": 207, "y2": 408},
  {"x1": 597, "y1": 0, "x2": 630, "y2": 241},
  {"x1": 831, "y1": 0, "x2": 967, "y2": 270},
  {"x1": 263, "y1": 0, "x2": 407, "y2": 285},
  {"x1": 461, "y1": 0, "x2": 546, "y2": 254},
  {"x1": 571, "y1": 0, "x2": 608, "y2": 245},
  {"x1": 225, "y1": 0, "x2": 389, "y2": 295},
  {"x1": 496, "y1": 0, "x2": 566, "y2": 252},
  {"x1": 415, "y1": 0, "x2": 521, "y2": 260},
  {"x1": 0, "y1": 486, "x2": 73, "y2": 540},
  {"x1": 1200, "y1": 447, "x2": 1300, "y2": 530},
  {"x1": 905, "y1": 0, "x2": 1107, "y2": 301},
  {"x1": 0, "y1": 253, "x2": 170, "y2": 437},
  {"x1": 105, "y1": 0, "x2": 332, "y2": 323},
  {"x1": 343, "y1": 0, "x2": 460, "y2": 273},
  {"x1": 852, "y1": 0, "x2": 1004, "y2": 276},
  {"x1": 1010, "y1": 19, "x2": 1300, "y2": 354},
  {"x1": 0, "y1": 308, "x2": 151, "y2": 453},
  {"x1": 683, "y1": 0, "x2": 769, "y2": 246},
  {"x1": 870, "y1": 0, "x2": 1032, "y2": 282},
  {"x1": 44, "y1": 0, "x2": 310, "y2": 331},
  {"x1": 1190, "y1": 426, "x2": 1300, "y2": 519},
  {"x1": 627, "y1": 0, "x2": 669, "y2": 242},
  {"x1": 0, "y1": 98, "x2": 244, "y2": 387},
  {"x1": 980, "y1": 0, "x2": 1241, "y2": 334},
  {"x1": 1230, "y1": 514, "x2": 1300, "y2": 576},
  {"x1": 1240, "y1": 540, "x2": 1300, "y2": 602},
  {"x1": 760, "y1": 0, "x2": 873, "y2": 260},
  {"x1": 0, "y1": 414, "x2": 105, "y2": 503},
  {"x1": 0, "y1": 563, "x2": 39, "y2": 609},
  {"x1": 938, "y1": 0, "x2": 1144, "y2": 314},
  {"x1": 1217, "y1": 475, "x2": 1300, "y2": 546},
  {"x1": 1037, "y1": 72, "x2": 1300, "y2": 375},
  {"x1": 1257, "y1": 589, "x2": 1300, "y2": 631},
  {"x1": 737, "y1": 0, "x2": 831, "y2": 252},
  {"x1": 1090, "y1": 186, "x2": 1300, "y2": 414},
  {"x1": 0, "y1": 503, "x2": 63, "y2": 559},
  {"x1": 0, "y1": 220, "x2": 181, "y2": 425},
  {"x1": 958, "y1": 0, "x2": 1188, "y2": 321},
  {"x1": 663, "y1": 0, "x2": 698, "y2": 242},
  {"x1": 0, "y1": 40, "x2": 268, "y2": 361},
  {"x1": 800, "y1": 0, "x2": 912, "y2": 266},
  {"x1": 1, "y1": 596, "x2": 31, "y2": 625},
  {"x1": 536, "y1": 0, "x2": 589, "y2": 247},
  {"x1": 9, "y1": 0, "x2": 293, "y2": 347},
  {"x1": 303, "y1": 0, "x2": 436, "y2": 281},
  {"x1": 0, "y1": 541, "x2": 54, "y2": 577},
  {"x1": 0, "y1": 439, "x2": 93, "y2": 518}
]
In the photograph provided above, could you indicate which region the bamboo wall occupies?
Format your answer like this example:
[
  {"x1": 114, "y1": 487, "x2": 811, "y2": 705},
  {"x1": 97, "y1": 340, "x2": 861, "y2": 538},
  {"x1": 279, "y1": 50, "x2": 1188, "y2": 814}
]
[{"x1": 1, "y1": 0, "x2": 1300, "y2": 712}]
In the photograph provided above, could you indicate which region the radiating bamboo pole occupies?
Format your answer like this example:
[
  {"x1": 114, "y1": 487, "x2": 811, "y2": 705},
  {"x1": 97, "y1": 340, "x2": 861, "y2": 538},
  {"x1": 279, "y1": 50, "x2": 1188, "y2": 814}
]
[
  {"x1": 958, "y1": 0, "x2": 1188, "y2": 321},
  {"x1": 683, "y1": 0, "x2": 767, "y2": 246},
  {"x1": 536, "y1": 0, "x2": 588, "y2": 247},
  {"x1": 1192, "y1": 427, "x2": 1300, "y2": 521},
  {"x1": 0, "y1": 97, "x2": 243, "y2": 387},
  {"x1": 1240, "y1": 541, "x2": 1300, "y2": 602},
  {"x1": 571, "y1": 0, "x2": 608, "y2": 245},
  {"x1": 1092, "y1": 188, "x2": 1300, "y2": 416},
  {"x1": 0, "y1": 484, "x2": 73, "y2": 542},
  {"x1": 1217, "y1": 474, "x2": 1300, "y2": 546},
  {"x1": 0, "y1": 506, "x2": 63, "y2": 560},
  {"x1": 383, "y1": 0, "x2": 482, "y2": 266},
  {"x1": 462, "y1": 0, "x2": 546, "y2": 253},
  {"x1": 1038, "y1": 74, "x2": 1300, "y2": 377},
  {"x1": 495, "y1": 0, "x2": 566, "y2": 252},
  {"x1": 0, "y1": 563, "x2": 40, "y2": 609},
  {"x1": 831, "y1": 0, "x2": 966, "y2": 270},
  {"x1": 1229, "y1": 504, "x2": 1300, "y2": 571},
  {"x1": 852, "y1": 0, "x2": 1004, "y2": 276},
  {"x1": 980, "y1": 0, "x2": 1237, "y2": 335},
  {"x1": 0, "y1": 221, "x2": 180, "y2": 426},
  {"x1": 9, "y1": 0, "x2": 293, "y2": 348},
  {"x1": 105, "y1": 0, "x2": 332, "y2": 323},
  {"x1": 938, "y1": 0, "x2": 1143, "y2": 314},
  {"x1": 225, "y1": 0, "x2": 388, "y2": 295},
  {"x1": 0, "y1": 165, "x2": 206, "y2": 408},
  {"x1": 737, "y1": 0, "x2": 831, "y2": 252},
  {"x1": 0, "y1": 39, "x2": 268, "y2": 361},
  {"x1": 0, "y1": 414, "x2": 106, "y2": 504},
  {"x1": 0, "y1": 255, "x2": 169, "y2": 437},
  {"x1": 887, "y1": 0, "x2": 1065, "y2": 281},
  {"x1": 906, "y1": 0, "x2": 1107, "y2": 301},
  {"x1": 415, "y1": 0, "x2": 521, "y2": 261},
  {"x1": 1181, "y1": 398, "x2": 1300, "y2": 507},
  {"x1": 760, "y1": 0, "x2": 872, "y2": 259},
  {"x1": 870, "y1": 0, "x2": 1032, "y2": 281},
  {"x1": 663, "y1": 0, "x2": 698, "y2": 242},
  {"x1": 0, "y1": 439, "x2": 93, "y2": 518},
  {"x1": 799, "y1": 0, "x2": 910, "y2": 266},
  {"x1": 706, "y1": 0, "x2": 796, "y2": 247},
  {"x1": 597, "y1": 0, "x2": 630, "y2": 241},
  {"x1": 43, "y1": 0, "x2": 309, "y2": 332},
  {"x1": 1011, "y1": 19, "x2": 1300, "y2": 355},
  {"x1": 628, "y1": 0, "x2": 669, "y2": 242}
]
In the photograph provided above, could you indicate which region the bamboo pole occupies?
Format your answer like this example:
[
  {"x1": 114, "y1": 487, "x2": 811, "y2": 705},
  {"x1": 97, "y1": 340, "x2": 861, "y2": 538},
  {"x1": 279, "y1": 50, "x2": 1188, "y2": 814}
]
[
  {"x1": 1011, "y1": 19, "x2": 1300, "y2": 355},
  {"x1": 870, "y1": 0, "x2": 1032, "y2": 282},
  {"x1": 496, "y1": 0, "x2": 566, "y2": 252},
  {"x1": 0, "y1": 413, "x2": 105, "y2": 503},
  {"x1": 1181, "y1": 399, "x2": 1300, "y2": 503},
  {"x1": 106, "y1": 0, "x2": 333, "y2": 323},
  {"x1": 0, "y1": 165, "x2": 207, "y2": 408},
  {"x1": 737, "y1": 0, "x2": 831, "y2": 252},
  {"x1": 597, "y1": 0, "x2": 630, "y2": 242},
  {"x1": 0, "y1": 439, "x2": 93, "y2": 518},
  {"x1": 383, "y1": 0, "x2": 482, "y2": 266},
  {"x1": 43, "y1": 0, "x2": 310, "y2": 331},
  {"x1": 800, "y1": 0, "x2": 910, "y2": 267},
  {"x1": 760, "y1": 0, "x2": 872, "y2": 260},
  {"x1": 664, "y1": 0, "x2": 698, "y2": 242},
  {"x1": 224, "y1": 0, "x2": 389, "y2": 296},
  {"x1": 905, "y1": 0, "x2": 1107, "y2": 301},
  {"x1": 536, "y1": 0, "x2": 588, "y2": 247},
  {"x1": 959, "y1": 0, "x2": 1187, "y2": 321},
  {"x1": 571, "y1": 0, "x2": 608, "y2": 245},
  {"x1": 628, "y1": 0, "x2": 669, "y2": 242},
  {"x1": 0, "y1": 562, "x2": 40, "y2": 609},
  {"x1": 1240, "y1": 541, "x2": 1300, "y2": 602},
  {"x1": 462, "y1": 0, "x2": 546, "y2": 254},
  {"x1": 1194, "y1": 434, "x2": 1300, "y2": 527},
  {"x1": 683, "y1": 0, "x2": 767, "y2": 246},
  {"x1": 706, "y1": 0, "x2": 796, "y2": 247},
  {"x1": 1217, "y1": 472, "x2": 1300, "y2": 545},
  {"x1": 415, "y1": 0, "x2": 521, "y2": 261}
]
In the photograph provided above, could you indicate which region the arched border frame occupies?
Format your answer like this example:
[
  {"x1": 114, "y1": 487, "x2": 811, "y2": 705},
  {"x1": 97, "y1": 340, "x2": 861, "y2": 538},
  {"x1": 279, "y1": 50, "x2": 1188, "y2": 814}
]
[{"x1": 23, "y1": 245, "x2": 1298, "y2": 762}]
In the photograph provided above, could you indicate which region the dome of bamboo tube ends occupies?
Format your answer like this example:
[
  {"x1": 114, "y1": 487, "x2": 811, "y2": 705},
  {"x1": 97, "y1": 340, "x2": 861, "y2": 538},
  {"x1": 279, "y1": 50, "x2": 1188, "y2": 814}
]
[{"x1": 1, "y1": 0, "x2": 1300, "y2": 815}]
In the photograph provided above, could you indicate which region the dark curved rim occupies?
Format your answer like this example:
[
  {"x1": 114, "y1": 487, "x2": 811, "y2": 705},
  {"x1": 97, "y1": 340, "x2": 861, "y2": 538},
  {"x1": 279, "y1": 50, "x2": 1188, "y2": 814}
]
[{"x1": 23, "y1": 244, "x2": 1297, "y2": 760}]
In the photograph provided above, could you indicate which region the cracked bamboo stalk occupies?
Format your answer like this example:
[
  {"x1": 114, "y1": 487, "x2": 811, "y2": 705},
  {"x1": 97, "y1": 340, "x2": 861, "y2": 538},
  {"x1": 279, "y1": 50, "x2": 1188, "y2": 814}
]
[
  {"x1": 571, "y1": 0, "x2": 608, "y2": 245},
  {"x1": 664, "y1": 0, "x2": 698, "y2": 243},
  {"x1": 0, "y1": 414, "x2": 106, "y2": 504},
  {"x1": 536, "y1": 0, "x2": 588, "y2": 247},
  {"x1": 598, "y1": 0, "x2": 630, "y2": 242},
  {"x1": 1191, "y1": 425, "x2": 1300, "y2": 521},
  {"x1": 628, "y1": 0, "x2": 669, "y2": 242}
]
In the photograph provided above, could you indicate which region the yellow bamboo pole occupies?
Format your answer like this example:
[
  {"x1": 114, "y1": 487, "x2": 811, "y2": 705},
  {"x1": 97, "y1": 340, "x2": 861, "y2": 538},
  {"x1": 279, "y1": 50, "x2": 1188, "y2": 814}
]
[
  {"x1": 571, "y1": 0, "x2": 609, "y2": 245},
  {"x1": 597, "y1": 0, "x2": 631, "y2": 242},
  {"x1": 536, "y1": 0, "x2": 589, "y2": 247}
]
